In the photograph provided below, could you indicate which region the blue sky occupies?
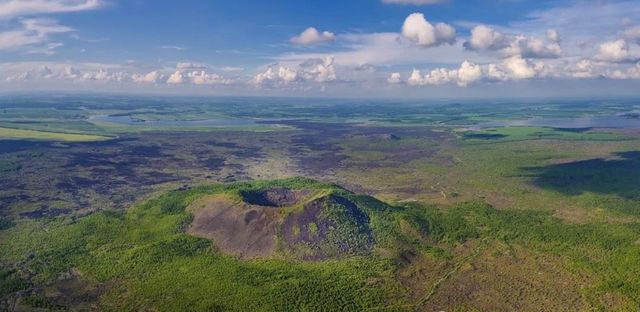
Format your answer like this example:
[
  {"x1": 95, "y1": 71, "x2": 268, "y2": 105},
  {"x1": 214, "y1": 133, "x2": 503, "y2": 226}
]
[{"x1": 0, "y1": 0, "x2": 639, "y2": 98}]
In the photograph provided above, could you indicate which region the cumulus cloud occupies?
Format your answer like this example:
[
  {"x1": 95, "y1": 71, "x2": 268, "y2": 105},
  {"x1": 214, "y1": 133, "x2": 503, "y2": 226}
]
[
  {"x1": 253, "y1": 56, "x2": 336, "y2": 86},
  {"x1": 188, "y1": 71, "x2": 229, "y2": 85},
  {"x1": 503, "y1": 56, "x2": 537, "y2": 79},
  {"x1": 0, "y1": 0, "x2": 103, "y2": 19},
  {"x1": 290, "y1": 27, "x2": 335, "y2": 45},
  {"x1": 487, "y1": 64, "x2": 508, "y2": 81},
  {"x1": 464, "y1": 25, "x2": 508, "y2": 51},
  {"x1": 299, "y1": 57, "x2": 336, "y2": 82},
  {"x1": 85, "y1": 69, "x2": 131, "y2": 82},
  {"x1": 401, "y1": 57, "x2": 557, "y2": 87},
  {"x1": 565, "y1": 59, "x2": 596, "y2": 78},
  {"x1": 166, "y1": 70, "x2": 184, "y2": 84},
  {"x1": 401, "y1": 13, "x2": 455, "y2": 47},
  {"x1": 382, "y1": 0, "x2": 445, "y2": 4},
  {"x1": 606, "y1": 62, "x2": 640, "y2": 80},
  {"x1": 595, "y1": 39, "x2": 638, "y2": 63},
  {"x1": 406, "y1": 60, "x2": 482, "y2": 87},
  {"x1": 3, "y1": 61, "x2": 232, "y2": 86},
  {"x1": 387, "y1": 72, "x2": 402, "y2": 84},
  {"x1": 408, "y1": 68, "x2": 454, "y2": 86},
  {"x1": 132, "y1": 71, "x2": 164, "y2": 84},
  {"x1": 464, "y1": 25, "x2": 562, "y2": 59},
  {"x1": 456, "y1": 60, "x2": 482, "y2": 86},
  {"x1": 165, "y1": 69, "x2": 232, "y2": 85},
  {"x1": 278, "y1": 32, "x2": 470, "y2": 69},
  {"x1": 254, "y1": 66, "x2": 298, "y2": 85}
]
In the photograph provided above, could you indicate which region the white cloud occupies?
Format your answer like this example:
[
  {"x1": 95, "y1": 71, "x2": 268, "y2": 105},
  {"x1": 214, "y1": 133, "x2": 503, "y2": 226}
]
[
  {"x1": 382, "y1": 0, "x2": 446, "y2": 5},
  {"x1": 2, "y1": 61, "x2": 233, "y2": 86},
  {"x1": 464, "y1": 25, "x2": 508, "y2": 51},
  {"x1": 406, "y1": 60, "x2": 482, "y2": 87},
  {"x1": 403, "y1": 58, "x2": 563, "y2": 86},
  {"x1": 520, "y1": 36, "x2": 562, "y2": 59},
  {"x1": 408, "y1": 68, "x2": 453, "y2": 85},
  {"x1": 387, "y1": 72, "x2": 401, "y2": 84},
  {"x1": 512, "y1": 0, "x2": 640, "y2": 47},
  {"x1": 606, "y1": 62, "x2": 640, "y2": 80},
  {"x1": 487, "y1": 64, "x2": 508, "y2": 81},
  {"x1": 253, "y1": 56, "x2": 336, "y2": 87},
  {"x1": 4, "y1": 0, "x2": 640, "y2": 93},
  {"x1": 188, "y1": 71, "x2": 229, "y2": 85},
  {"x1": 290, "y1": 27, "x2": 335, "y2": 45},
  {"x1": 565, "y1": 59, "x2": 596, "y2": 78},
  {"x1": 464, "y1": 25, "x2": 562, "y2": 59},
  {"x1": 457, "y1": 60, "x2": 482, "y2": 86},
  {"x1": 278, "y1": 32, "x2": 478, "y2": 68},
  {"x1": 0, "y1": 18, "x2": 72, "y2": 52},
  {"x1": 132, "y1": 71, "x2": 164, "y2": 84},
  {"x1": 401, "y1": 13, "x2": 455, "y2": 47},
  {"x1": 0, "y1": 0, "x2": 104, "y2": 55},
  {"x1": 595, "y1": 39, "x2": 638, "y2": 63},
  {"x1": 254, "y1": 66, "x2": 298, "y2": 85},
  {"x1": 299, "y1": 56, "x2": 336, "y2": 82},
  {"x1": 0, "y1": 0, "x2": 103, "y2": 19},
  {"x1": 166, "y1": 70, "x2": 183, "y2": 84},
  {"x1": 503, "y1": 56, "x2": 537, "y2": 79},
  {"x1": 167, "y1": 68, "x2": 231, "y2": 85},
  {"x1": 81, "y1": 68, "x2": 129, "y2": 82}
]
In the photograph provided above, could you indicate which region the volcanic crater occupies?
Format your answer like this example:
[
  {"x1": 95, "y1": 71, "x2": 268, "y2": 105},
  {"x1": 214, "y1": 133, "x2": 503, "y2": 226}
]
[{"x1": 187, "y1": 186, "x2": 374, "y2": 260}]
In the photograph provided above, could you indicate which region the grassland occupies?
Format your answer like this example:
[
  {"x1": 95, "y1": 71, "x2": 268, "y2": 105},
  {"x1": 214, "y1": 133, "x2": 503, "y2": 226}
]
[{"x1": 0, "y1": 127, "x2": 110, "y2": 142}]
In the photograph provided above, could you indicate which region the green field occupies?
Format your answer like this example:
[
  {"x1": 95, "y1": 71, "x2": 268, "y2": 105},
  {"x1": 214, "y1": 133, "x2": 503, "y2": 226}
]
[{"x1": 0, "y1": 127, "x2": 111, "y2": 142}]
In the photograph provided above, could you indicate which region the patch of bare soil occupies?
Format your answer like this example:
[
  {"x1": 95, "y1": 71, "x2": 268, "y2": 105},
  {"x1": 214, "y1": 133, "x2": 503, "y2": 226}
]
[
  {"x1": 187, "y1": 189, "x2": 374, "y2": 261},
  {"x1": 187, "y1": 189, "x2": 313, "y2": 259},
  {"x1": 187, "y1": 195, "x2": 281, "y2": 259}
]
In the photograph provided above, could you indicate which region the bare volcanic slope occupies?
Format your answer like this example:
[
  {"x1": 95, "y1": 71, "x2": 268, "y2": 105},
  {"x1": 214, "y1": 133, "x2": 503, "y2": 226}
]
[{"x1": 187, "y1": 179, "x2": 380, "y2": 260}]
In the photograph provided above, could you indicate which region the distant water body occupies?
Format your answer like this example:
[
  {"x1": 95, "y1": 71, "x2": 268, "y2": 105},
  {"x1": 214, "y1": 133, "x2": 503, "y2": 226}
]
[
  {"x1": 473, "y1": 114, "x2": 640, "y2": 130},
  {"x1": 89, "y1": 115, "x2": 258, "y2": 127}
]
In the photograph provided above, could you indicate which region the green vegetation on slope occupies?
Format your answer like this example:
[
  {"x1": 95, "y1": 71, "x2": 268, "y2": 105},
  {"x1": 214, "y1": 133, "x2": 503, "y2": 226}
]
[
  {"x1": 1, "y1": 178, "x2": 639, "y2": 310},
  {"x1": 0, "y1": 178, "x2": 417, "y2": 311}
]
